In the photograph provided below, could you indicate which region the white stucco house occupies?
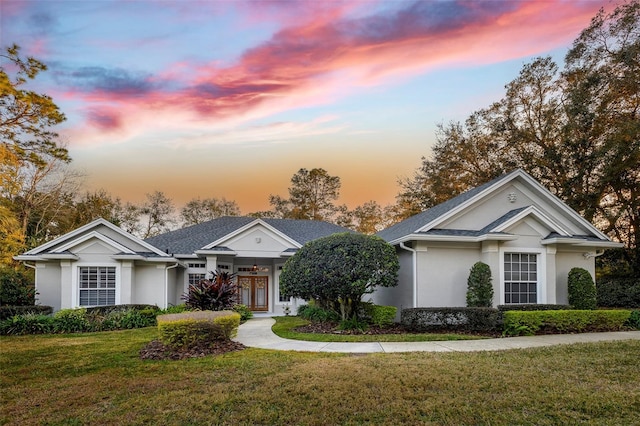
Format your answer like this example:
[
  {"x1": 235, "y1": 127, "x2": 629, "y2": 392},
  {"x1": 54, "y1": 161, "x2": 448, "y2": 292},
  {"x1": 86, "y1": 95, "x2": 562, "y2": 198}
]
[
  {"x1": 16, "y1": 169, "x2": 621, "y2": 314},
  {"x1": 372, "y1": 169, "x2": 622, "y2": 311},
  {"x1": 15, "y1": 217, "x2": 351, "y2": 314}
]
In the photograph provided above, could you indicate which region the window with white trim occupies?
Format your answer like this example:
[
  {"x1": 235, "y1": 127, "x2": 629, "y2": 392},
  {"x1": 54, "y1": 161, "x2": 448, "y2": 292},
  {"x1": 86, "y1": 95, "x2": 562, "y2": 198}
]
[
  {"x1": 504, "y1": 253, "x2": 538, "y2": 304},
  {"x1": 79, "y1": 266, "x2": 116, "y2": 306},
  {"x1": 188, "y1": 273, "x2": 206, "y2": 285}
]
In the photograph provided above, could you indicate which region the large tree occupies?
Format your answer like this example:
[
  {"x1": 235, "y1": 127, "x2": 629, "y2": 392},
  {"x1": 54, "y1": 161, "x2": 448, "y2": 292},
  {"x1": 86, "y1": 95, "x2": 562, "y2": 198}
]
[
  {"x1": 139, "y1": 191, "x2": 175, "y2": 238},
  {"x1": 269, "y1": 168, "x2": 341, "y2": 221},
  {"x1": 397, "y1": 1, "x2": 640, "y2": 274},
  {"x1": 279, "y1": 232, "x2": 399, "y2": 321},
  {"x1": 181, "y1": 197, "x2": 240, "y2": 226}
]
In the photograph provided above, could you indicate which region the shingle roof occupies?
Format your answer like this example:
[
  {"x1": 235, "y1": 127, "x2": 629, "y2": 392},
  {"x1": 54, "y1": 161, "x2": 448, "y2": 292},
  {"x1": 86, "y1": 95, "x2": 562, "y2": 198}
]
[
  {"x1": 376, "y1": 171, "x2": 515, "y2": 243},
  {"x1": 144, "y1": 216, "x2": 351, "y2": 254}
]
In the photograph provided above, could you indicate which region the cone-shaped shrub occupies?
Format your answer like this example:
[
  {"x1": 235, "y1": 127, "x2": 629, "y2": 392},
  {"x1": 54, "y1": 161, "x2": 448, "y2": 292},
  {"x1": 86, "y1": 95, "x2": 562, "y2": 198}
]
[
  {"x1": 466, "y1": 262, "x2": 493, "y2": 307},
  {"x1": 568, "y1": 267, "x2": 597, "y2": 310}
]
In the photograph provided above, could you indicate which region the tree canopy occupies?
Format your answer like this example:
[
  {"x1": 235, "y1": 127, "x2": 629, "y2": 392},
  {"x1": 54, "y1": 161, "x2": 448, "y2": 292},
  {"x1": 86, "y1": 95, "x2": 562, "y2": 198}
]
[{"x1": 279, "y1": 232, "x2": 399, "y2": 320}]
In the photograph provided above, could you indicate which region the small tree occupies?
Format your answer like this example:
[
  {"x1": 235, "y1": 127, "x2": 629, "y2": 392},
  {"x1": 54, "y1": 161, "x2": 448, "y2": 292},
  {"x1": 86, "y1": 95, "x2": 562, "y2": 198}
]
[
  {"x1": 279, "y1": 233, "x2": 399, "y2": 321},
  {"x1": 466, "y1": 262, "x2": 493, "y2": 307},
  {"x1": 182, "y1": 270, "x2": 237, "y2": 311},
  {"x1": 0, "y1": 268, "x2": 35, "y2": 306},
  {"x1": 568, "y1": 267, "x2": 597, "y2": 310}
]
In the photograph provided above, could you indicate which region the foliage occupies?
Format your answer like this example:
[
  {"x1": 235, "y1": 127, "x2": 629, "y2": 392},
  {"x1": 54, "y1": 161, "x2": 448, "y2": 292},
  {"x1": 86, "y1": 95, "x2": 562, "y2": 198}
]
[
  {"x1": 338, "y1": 317, "x2": 369, "y2": 332},
  {"x1": 362, "y1": 303, "x2": 397, "y2": 327},
  {"x1": 502, "y1": 309, "x2": 632, "y2": 336},
  {"x1": 53, "y1": 308, "x2": 93, "y2": 333},
  {"x1": 182, "y1": 269, "x2": 238, "y2": 311},
  {"x1": 181, "y1": 197, "x2": 241, "y2": 226},
  {"x1": 0, "y1": 268, "x2": 35, "y2": 305},
  {"x1": 466, "y1": 262, "x2": 493, "y2": 307},
  {"x1": 597, "y1": 277, "x2": 640, "y2": 308},
  {"x1": 269, "y1": 168, "x2": 342, "y2": 221},
  {"x1": 497, "y1": 304, "x2": 572, "y2": 311},
  {"x1": 297, "y1": 303, "x2": 340, "y2": 322},
  {"x1": 139, "y1": 190, "x2": 175, "y2": 238},
  {"x1": 157, "y1": 310, "x2": 240, "y2": 348},
  {"x1": 232, "y1": 303, "x2": 253, "y2": 322},
  {"x1": 568, "y1": 267, "x2": 597, "y2": 310},
  {"x1": 280, "y1": 232, "x2": 399, "y2": 321},
  {"x1": 0, "y1": 304, "x2": 52, "y2": 320},
  {"x1": 395, "y1": 1, "x2": 640, "y2": 274},
  {"x1": 401, "y1": 307, "x2": 501, "y2": 333},
  {"x1": 160, "y1": 304, "x2": 191, "y2": 314},
  {"x1": 0, "y1": 313, "x2": 54, "y2": 335},
  {"x1": 626, "y1": 310, "x2": 640, "y2": 329}
]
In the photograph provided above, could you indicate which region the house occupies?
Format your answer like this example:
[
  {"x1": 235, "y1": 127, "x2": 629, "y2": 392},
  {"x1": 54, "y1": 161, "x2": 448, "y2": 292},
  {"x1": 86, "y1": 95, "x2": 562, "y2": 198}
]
[
  {"x1": 15, "y1": 169, "x2": 622, "y2": 314},
  {"x1": 372, "y1": 169, "x2": 622, "y2": 312},
  {"x1": 14, "y1": 217, "x2": 351, "y2": 314}
]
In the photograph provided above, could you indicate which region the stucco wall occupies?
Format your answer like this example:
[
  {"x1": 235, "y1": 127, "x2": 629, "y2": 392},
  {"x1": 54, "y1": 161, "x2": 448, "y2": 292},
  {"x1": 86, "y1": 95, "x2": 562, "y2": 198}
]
[
  {"x1": 35, "y1": 263, "x2": 62, "y2": 311},
  {"x1": 371, "y1": 247, "x2": 413, "y2": 316},
  {"x1": 133, "y1": 264, "x2": 166, "y2": 307},
  {"x1": 556, "y1": 250, "x2": 595, "y2": 305}
]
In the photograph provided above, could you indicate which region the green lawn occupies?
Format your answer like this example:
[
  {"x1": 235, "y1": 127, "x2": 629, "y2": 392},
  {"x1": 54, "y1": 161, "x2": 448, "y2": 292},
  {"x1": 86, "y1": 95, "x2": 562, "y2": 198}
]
[
  {"x1": 272, "y1": 316, "x2": 485, "y2": 342},
  {"x1": 2, "y1": 328, "x2": 640, "y2": 425}
]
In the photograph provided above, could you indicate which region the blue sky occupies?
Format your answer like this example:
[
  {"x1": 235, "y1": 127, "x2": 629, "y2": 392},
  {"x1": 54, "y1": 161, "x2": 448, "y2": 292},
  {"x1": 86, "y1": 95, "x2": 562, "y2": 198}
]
[{"x1": 1, "y1": 0, "x2": 610, "y2": 213}]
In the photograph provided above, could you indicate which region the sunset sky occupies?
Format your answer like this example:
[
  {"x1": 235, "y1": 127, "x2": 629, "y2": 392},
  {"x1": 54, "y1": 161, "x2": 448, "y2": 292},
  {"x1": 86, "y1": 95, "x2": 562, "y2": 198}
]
[{"x1": 1, "y1": 0, "x2": 611, "y2": 214}]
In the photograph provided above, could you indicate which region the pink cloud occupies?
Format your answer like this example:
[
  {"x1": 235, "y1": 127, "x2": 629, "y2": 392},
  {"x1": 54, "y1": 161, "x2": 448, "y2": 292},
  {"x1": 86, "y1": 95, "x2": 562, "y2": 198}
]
[{"x1": 62, "y1": 0, "x2": 608, "y2": 146}]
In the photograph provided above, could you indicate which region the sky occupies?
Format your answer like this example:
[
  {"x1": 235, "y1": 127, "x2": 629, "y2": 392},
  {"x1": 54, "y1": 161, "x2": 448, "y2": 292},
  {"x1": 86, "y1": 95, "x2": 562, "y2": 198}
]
[{"x1": 1, "y1": 0, "x2": 612, "y2": 214}]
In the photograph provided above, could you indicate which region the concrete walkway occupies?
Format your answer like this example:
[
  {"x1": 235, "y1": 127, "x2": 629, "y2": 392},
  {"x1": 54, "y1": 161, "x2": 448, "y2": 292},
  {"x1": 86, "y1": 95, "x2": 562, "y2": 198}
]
[{"x1": 234, "y1": 317, "x2": 640, "y2": 353}]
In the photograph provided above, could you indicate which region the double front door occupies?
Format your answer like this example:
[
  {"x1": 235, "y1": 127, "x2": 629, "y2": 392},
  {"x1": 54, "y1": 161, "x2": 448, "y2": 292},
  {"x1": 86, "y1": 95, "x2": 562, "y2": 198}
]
[{"x1": 237, "y1": 276, "x2": 268, "y2": 311}]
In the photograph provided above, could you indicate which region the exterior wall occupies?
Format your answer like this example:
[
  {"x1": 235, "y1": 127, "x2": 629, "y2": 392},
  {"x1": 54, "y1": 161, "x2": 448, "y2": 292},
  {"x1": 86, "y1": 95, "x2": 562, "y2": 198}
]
[
  {"x1": 132, "y1": 264, "x2": 166, "y2": 308},
  {"x1": 415, "y1": 242, "x2": 481, "y2": 307},
  {"x1": 372, "y1": 247, "x2": 413, "y2": 318},
  {"x1": 35, "y1": 262, "x2": 62, "y2": 311},
  {"x1": 556, "y1": 250, "x2": 596, "y2": 305}
]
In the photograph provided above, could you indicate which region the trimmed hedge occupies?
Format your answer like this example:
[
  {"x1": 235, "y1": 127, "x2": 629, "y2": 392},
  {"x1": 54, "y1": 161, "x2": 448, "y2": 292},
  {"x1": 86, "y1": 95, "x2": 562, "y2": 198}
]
[
  {"x1": 597, "y1": 277, "x2": 640, "y2": 308},
  {"x1": 363, "y1": 303, "x2": 397, "y2": 327},
  {"x1": 157, "y1": 310, "x2": 240, "y2": 349},
  {"x1": 568, "y1": 267, "x2": 597, "y2": 309},
  {"x1": 401, "y1": 307, "x2": 501, "y2": 332},
  {"x1": 0, "y1": 305, "x2": 53, "y2": 320},
  {"x1": 84, "y1": 304, "x2": 159, "y2": 315},
  {"x1": 497, "y1": 304, "x2": 572, "y2": 311},
  {"x1": 503, "y1": 309, "x2": 632, "y2": 336}
]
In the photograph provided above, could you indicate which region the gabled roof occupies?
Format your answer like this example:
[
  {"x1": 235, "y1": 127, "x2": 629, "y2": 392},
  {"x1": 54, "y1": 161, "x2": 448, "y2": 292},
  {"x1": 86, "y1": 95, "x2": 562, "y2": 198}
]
[
  {"x1": 16, "y1": 218, "x2": 172, "y2": 260},
  {"x1": 144, "y1": 216, "x2": 352, "y2": 255},
  {"x1": 377, "y1": 169, "x2": 618, "y2": 246}
]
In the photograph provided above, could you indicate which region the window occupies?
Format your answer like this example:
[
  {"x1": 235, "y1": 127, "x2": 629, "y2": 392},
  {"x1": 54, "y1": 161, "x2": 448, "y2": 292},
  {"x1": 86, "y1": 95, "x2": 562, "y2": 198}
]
[
  {"x1": 79, "y1": 266, "x2": 116, "y2": 306},
  {"x1": 188, "y1": 273, "x2": 206, "y2": 285},
  {"x1": 504, "y1": 253, "x2": 538, "y2": 304},
  {"x1": 188, "y1": 262, "x2": 205, "y2": 269}
]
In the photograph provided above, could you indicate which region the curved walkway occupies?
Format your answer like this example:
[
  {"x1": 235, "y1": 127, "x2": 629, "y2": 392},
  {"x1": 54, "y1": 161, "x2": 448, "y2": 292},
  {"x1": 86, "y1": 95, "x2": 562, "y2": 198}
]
[{"x1": 234, "y1": 317, "x2": 640, "y2": 353}]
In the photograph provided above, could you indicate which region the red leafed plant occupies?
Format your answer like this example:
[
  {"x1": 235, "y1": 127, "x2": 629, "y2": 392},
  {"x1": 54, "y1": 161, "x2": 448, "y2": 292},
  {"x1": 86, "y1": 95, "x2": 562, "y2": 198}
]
[{"x1": 182, "y1": 269, "x2": 238, "y2": 311}]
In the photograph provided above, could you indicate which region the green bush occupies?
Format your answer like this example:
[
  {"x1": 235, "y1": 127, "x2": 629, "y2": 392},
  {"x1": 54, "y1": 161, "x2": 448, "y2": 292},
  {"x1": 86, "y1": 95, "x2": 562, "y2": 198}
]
[
  {"x1": 338, "y1": 317, "x2": 369, "y2": 332},
  {"x1": 502, "y1": 310, "x2": 631, "y2": 336},
  {"x1": 626, "y1": 310, "x2": 640, "y2": 329},
  {"x1": 0, "y1": 305, "x2": 53, "y2": 320},
  {"x1": 53, "y1": 308, "x2": 93, "y2": 333},
  {"x1": 466, "y1": 262, "x2": 493, "y2": 307},
  {"x1": 401, "y1": 307, "x2": 501, "y2": 332},
  {"x1": 297, "y1": 303, "x2": 340, "y2": 322},
  {"x1": 157, "y1": 310, "x2": 240, "y2": 349},
  {"x1": 568, "y1": 267, "x2": 597, "y2": 310},
  {"x1": 160, "y1": 304, "x2": 191, "y2": 314},
  {"x1": 0, "y1": 269, "x2": 35, "y2": 306},
  {"x1": 597, "y1": 277, "x2": 640, "y2": 308},
  {"x1": 497, "y1": 304, "x2": 572, "y2": 311},
  {"x1": 232, "y1": 304, "x2": 253, "y2": 322},
  {"x1": 362, "y1": 303, "x2": 397, "y2": 327},
  {"x1": 0, "y1": 313, "x2": 55, "y2": 335}
]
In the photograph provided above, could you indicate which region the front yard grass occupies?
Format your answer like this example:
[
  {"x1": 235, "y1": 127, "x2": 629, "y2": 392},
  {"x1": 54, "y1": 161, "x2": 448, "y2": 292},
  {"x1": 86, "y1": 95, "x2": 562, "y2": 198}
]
[
  {"x1": 2, "y1": 328, "x2": 640, "y2": 425},
  {"x1": 272, "y1": 316, "x2": 485, "y2": 342}
]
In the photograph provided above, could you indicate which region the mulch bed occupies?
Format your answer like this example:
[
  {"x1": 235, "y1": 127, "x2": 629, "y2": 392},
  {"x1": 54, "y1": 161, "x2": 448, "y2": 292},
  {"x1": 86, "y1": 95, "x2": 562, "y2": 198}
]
[{"x1": 139, "y1": 339, "x2": 246, "y2": 360}]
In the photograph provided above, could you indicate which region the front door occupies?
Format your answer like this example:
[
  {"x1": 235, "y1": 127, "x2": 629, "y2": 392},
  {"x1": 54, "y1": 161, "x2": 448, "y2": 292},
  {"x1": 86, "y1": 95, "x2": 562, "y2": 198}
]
[{"x1": 237, "y1": 276, "x2": 268, "y2": 311}]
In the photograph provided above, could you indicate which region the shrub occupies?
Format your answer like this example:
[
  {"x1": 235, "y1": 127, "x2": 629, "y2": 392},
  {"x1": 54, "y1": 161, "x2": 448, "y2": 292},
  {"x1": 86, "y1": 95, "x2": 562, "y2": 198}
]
[
  {"x1": 502, "y1": 309, "x2": 631, "y2": 336},
  {"x1": 626, "y1": 310, "x2": 640, "y2": 329},
  {"x1": 157, "y1": 310, "x2": 240, "y2": 349},
  {"x1": 0, "y1": 305, "x2": 53, "y2": 320},
  {"x1": 0, "y1": 313, "x2": 55, "y2": 335},
  {"x1": 362, "y1": 303, "x2": 397, "y2": 327},
  {"x1": 597, "y1": 277, "x2": 640, "y2": 308},
  {"x1": 84, "y1": 304, "x2": 158, "y2": 315},
  {"x1": 53, "y1": 308, "x2": 93, "y2": 333},
  {"x1": 297, "y1": 303, "x2": 340, "y2": 322},
  {"x1": 0, "y1": 269, "x2": 35, "y2": 306},
  {"x1": 497, "y1": 304, "x2": 572, "y2": 311},
  {"x1": 182, "y1": 269, "x2": 238, "y2": 311},
  {"x1": 401, "y1": 307, "x2": 501, "y2": 332},
  {"x1": 338, "y1": 317, "x2": 369, "y2": 332},
  {"x1": 568, "y1": 267, "x2": 597, "y2": 310},
  {"x1": 161, "y1": 304, "x2": 191, "y2": 314},
  {"x1": 466, "y1": 262, "x2": 493, "y2": 307},
  {"x1": 232, "y1": 304, "x2": 253, "y2": 322}
]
